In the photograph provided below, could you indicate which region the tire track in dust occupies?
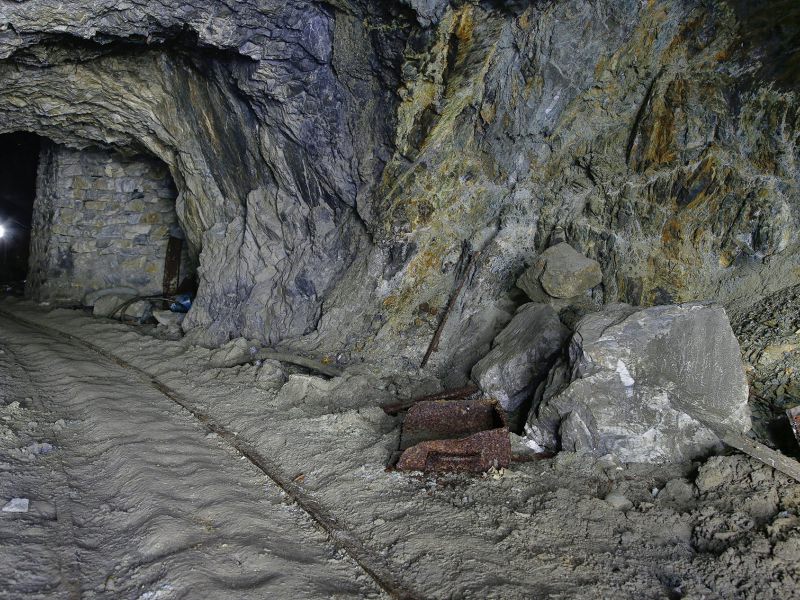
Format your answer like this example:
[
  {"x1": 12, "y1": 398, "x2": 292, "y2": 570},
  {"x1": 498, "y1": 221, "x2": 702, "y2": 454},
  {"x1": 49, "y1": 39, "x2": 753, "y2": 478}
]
[{"x1": 0, "y1": 309, "x2": 421, "y2": 600}]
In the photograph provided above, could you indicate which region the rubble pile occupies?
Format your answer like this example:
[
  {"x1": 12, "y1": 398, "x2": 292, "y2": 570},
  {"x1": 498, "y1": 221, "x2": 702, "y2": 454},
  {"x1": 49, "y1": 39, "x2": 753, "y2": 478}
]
[
  {"x1": 732, "y1": 283, "x2": 800, "y2": 443},
  {"x1": 395, "y1": 241, "x2": 759, "y2": 471}
]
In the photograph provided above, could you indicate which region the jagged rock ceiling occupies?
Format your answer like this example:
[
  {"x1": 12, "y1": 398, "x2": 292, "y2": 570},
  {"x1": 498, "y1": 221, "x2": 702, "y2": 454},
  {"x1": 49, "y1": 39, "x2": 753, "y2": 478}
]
[{"x1": 0, "y1": 0, "x2": 798, "y2": 380}]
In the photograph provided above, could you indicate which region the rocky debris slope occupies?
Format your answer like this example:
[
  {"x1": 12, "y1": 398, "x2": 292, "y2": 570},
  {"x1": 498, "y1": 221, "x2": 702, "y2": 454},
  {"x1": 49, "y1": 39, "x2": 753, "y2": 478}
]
[
  {"x1": 524, "y1": 302, "x2": 751, "y2": 462},
  {"x1": 732, "y1": 283, "x2": 800, "y2": 445}
]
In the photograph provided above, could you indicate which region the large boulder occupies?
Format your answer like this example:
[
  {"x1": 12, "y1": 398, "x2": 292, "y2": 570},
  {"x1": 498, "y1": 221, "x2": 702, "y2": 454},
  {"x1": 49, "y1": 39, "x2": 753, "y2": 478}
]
[
  {"x1": 525, "y1": 302, "x2": 752, "y2": 463},
  {"x1": 471, "y1": 303, "x2": 569, "y2": 412},
  {"x1": 517, "y1": 243, "x2": 603, "y2": 302}
]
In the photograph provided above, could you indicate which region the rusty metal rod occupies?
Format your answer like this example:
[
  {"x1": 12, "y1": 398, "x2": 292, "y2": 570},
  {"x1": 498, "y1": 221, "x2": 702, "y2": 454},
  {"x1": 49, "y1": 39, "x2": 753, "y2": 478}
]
[{"x1": 420, "y1": 243, "x2": 476, "y2": 369}]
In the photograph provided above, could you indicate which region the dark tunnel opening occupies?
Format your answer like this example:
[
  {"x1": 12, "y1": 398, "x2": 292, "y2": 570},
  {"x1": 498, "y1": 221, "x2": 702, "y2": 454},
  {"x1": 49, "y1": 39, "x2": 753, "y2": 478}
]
[
  {"x1": 0, "y1": 132, "x2": 41, "y2": 288},
  {"x1": 0, "y1": 133, "x2": 197, "y2": 305}
]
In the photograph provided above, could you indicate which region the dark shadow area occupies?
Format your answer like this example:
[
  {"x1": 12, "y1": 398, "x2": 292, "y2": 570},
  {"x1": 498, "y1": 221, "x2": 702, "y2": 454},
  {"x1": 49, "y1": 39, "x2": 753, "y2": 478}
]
[{"x1": 0, "y1": 132, "x2": 41, "y2": 288}]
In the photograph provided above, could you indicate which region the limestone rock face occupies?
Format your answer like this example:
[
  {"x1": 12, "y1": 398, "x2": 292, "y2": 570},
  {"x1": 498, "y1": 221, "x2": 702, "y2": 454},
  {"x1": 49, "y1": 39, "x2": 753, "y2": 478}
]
[
  {"x1": 517, "y1": 243, "x2": 603, "y2": 301},
  {"x1": 525, "y1": 303, "x2": 752, "y2": 463},
  {"x1": 1, "y1": 0, "x2": 798, "y2": 376},
  {"x1": 471, "y1": 304, "x2": 569, "y2": 412},
  {"x1": 0, "y1": 0, "x2": 409, "y2": 347}
]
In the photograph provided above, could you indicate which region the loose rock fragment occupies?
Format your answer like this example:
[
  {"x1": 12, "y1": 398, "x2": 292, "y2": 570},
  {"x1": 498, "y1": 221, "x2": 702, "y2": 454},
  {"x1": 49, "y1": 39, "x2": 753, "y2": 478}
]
[
  {"x1": 93, "y1": 294, "x2": 137, "y2": 317},
  {"x1": 2, "y1": 498, "x2": 29, "y2": 513},
  {"x1": 82, "y1": 287, "x2": 139, "y2": 307},
  {"x1": 153, "y1": 310, "x2": 186, "y2": 328},
  {"x1": 526, "y1": 302, "x2": 751, "y2": 463},
  {"x1": 471, "y1": 303, "x2": 569, "y2": 412},
  {"x1": 517, "y1": 242, "x2": 602, "y2": 301},
  {"x1": 604, "y1": 492, "x2": 633, "y2": 511},
  {"x1": 93, "y1": 295, "x2": 152, "y2": 320}
]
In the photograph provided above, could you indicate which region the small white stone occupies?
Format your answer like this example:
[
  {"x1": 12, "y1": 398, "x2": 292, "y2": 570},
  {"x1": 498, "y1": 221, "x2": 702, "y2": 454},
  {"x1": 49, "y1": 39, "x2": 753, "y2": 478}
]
[{"x1": 2, "y1": 497, "x2": 30, "y2": 513}]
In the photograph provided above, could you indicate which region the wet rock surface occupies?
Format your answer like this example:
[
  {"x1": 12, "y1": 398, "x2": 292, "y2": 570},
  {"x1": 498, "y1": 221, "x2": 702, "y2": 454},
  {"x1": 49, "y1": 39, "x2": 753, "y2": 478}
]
[{"x1": 527, "y1": 302, "x2": 752, "y2": 462}]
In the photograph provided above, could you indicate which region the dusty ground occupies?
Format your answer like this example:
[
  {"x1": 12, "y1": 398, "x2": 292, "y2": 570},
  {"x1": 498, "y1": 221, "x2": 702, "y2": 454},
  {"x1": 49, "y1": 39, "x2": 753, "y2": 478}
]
[{"x1": 2, "y1": 298, "x2": 800, "y2": 599}]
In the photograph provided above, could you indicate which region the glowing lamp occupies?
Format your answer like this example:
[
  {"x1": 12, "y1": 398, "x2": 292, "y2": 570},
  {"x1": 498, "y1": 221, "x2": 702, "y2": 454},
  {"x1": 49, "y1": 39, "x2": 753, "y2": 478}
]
[{"x1": 0, "y1": 224, "x2": 5, "y2": 239}]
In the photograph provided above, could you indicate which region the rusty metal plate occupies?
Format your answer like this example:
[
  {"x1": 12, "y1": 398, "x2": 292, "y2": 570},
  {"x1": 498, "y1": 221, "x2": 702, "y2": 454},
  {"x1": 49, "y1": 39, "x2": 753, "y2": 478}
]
[
  {"x1": 400, "y1": 398, "x2": 505, "y2": 450},
  {"x1": 397, "y1": 428, "x2": 511, "y2": 473},
  {"x1": 382, "y1": 384, "x2": 479, "y2": 416}
]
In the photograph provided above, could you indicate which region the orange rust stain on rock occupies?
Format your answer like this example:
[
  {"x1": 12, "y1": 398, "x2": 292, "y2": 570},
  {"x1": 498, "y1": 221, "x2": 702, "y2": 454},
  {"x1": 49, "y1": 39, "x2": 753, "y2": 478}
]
[{"x1": 661, "y1": 218, "x2": 684, "y2": 261}]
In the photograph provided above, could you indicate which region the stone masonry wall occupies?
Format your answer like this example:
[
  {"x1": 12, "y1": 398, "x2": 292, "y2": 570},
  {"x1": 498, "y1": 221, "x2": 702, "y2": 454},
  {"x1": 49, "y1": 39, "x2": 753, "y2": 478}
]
[{"x1": 27, "y1": 143, "x2": 189, "y2": 303}]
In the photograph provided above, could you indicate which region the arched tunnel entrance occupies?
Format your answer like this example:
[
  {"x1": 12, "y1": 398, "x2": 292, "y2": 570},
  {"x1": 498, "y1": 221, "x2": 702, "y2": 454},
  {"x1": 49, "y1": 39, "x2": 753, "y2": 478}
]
[
  {"x1": 0, "y1": 132, "x2": 196, "y2": 304},
  {"x1": 0, "y1": 132, "x2": 40, "y2": 288}
]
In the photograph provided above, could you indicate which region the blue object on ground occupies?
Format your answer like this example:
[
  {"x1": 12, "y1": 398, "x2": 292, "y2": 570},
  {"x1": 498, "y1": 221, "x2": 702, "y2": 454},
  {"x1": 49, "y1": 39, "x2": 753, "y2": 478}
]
[{"x1": 170, "y1": 293, "x2": 193, "y2": 313}]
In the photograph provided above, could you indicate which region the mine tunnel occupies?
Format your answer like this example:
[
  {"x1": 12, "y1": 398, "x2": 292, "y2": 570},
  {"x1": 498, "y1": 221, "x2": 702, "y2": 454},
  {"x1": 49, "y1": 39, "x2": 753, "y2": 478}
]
[
  {"x1": 0, "y1": 132, "x2": 196, "y2": 309},
  {"x1": 0, "y1": 132, "x2": 39, "y2": 287},
  {"x1": 1, "y1": 1, "x2": 800, "y2": 599}
]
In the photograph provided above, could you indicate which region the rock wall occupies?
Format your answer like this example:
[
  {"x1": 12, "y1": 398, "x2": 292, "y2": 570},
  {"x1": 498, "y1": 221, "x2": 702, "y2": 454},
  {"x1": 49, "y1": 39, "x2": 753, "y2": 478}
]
[
  {"x1": 332, "y1": 0, "x2": 800, "y2": 378},
  {"x1": 27, "y1": 143, "x2": 189, "y2": 303},
  {"x1": 1, "y1": 1, "x2": 798, "y2": 372},
  {"x1": 0, "y1": 0, "x2": 409, "y2": 346}
]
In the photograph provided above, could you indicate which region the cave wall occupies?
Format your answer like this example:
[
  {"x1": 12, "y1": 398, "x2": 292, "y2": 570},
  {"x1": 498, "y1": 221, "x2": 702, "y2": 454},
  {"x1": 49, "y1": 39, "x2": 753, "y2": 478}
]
[
  {"x1": 0, "y1": 0, "x2": 409, "y2": 346},
  {"x1": 1, "y1": 1, "x2": 798, "y2": 374},
  {"x1": 27, "y1": 143, "x2": 187, "y2": 303},
  {"x1": 307, "y1": 0, "x2": 800, "y2": 379}
]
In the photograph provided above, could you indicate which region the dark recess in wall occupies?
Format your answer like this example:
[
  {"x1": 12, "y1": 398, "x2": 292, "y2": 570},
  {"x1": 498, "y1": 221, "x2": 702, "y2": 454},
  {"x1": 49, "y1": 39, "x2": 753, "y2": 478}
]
[
  {"x1": 0, "y1": 132, "x2": 41, "y2": 284},
  {"x1": 728, "y1": 0, "x2": 800, "y2": 90}
]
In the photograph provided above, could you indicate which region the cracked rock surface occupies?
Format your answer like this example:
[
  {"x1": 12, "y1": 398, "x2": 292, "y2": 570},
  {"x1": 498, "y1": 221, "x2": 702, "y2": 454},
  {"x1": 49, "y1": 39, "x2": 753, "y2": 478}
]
[
  {"x1": 527, "y1": 302, "x2": 752, "y2": 462},
  {"x1": 0, "y1": 1, "x2": 796, "y2": 383}
]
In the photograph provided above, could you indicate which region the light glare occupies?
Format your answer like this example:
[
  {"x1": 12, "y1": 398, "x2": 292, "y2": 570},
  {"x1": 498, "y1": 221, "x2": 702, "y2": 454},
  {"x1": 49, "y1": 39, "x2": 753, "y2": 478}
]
[{"x1": 0, "y1": 225, "x2": 5, "y2": 239}]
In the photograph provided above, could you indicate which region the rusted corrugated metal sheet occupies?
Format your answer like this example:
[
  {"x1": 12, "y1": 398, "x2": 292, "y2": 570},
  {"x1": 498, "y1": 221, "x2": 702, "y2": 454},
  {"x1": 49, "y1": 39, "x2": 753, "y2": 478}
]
[
  {"x1": 397, "y1": 428, "x2": 511, "y2": 473},
  {"x1": 400, "y1": 398, "x2": 505, "y2": 450}
]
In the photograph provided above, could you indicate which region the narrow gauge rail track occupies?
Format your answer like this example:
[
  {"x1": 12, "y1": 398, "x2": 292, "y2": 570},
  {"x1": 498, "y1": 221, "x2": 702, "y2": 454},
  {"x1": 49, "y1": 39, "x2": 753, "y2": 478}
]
[{"x1": 0, "y1": 308, "x2": 422, "y2": 600}]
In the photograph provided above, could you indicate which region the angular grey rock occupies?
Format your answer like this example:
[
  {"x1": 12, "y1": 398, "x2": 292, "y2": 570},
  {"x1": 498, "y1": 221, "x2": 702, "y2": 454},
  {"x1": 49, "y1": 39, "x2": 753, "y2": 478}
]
[
  {"x1": 471, "y1": 303, "x2": 569, "y2": 412},
  {"x1": 256, "y1": 359, "x2": 288, "y2": 389},
  {"x1": 2, "y1": 498, "x2": 29, "y2": 513},
  {"x1": 604, "y1": 492, "x2": 633, "y2": 511},
  {"x1": 517, "y1": 243, "x2": 603, "y2": 301},
  {"x1": 526, "y1": 302, "x2": 752, "y2": 463},
  {"x1": 92, "y1": 294, "x2": 152, "y2": 320},
  {"x1": 209, "y1": 338, "x2": 259, "y2": 369},
  {"x1": 123, "y1": 300, "x2": 153, "y2": 321}
]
